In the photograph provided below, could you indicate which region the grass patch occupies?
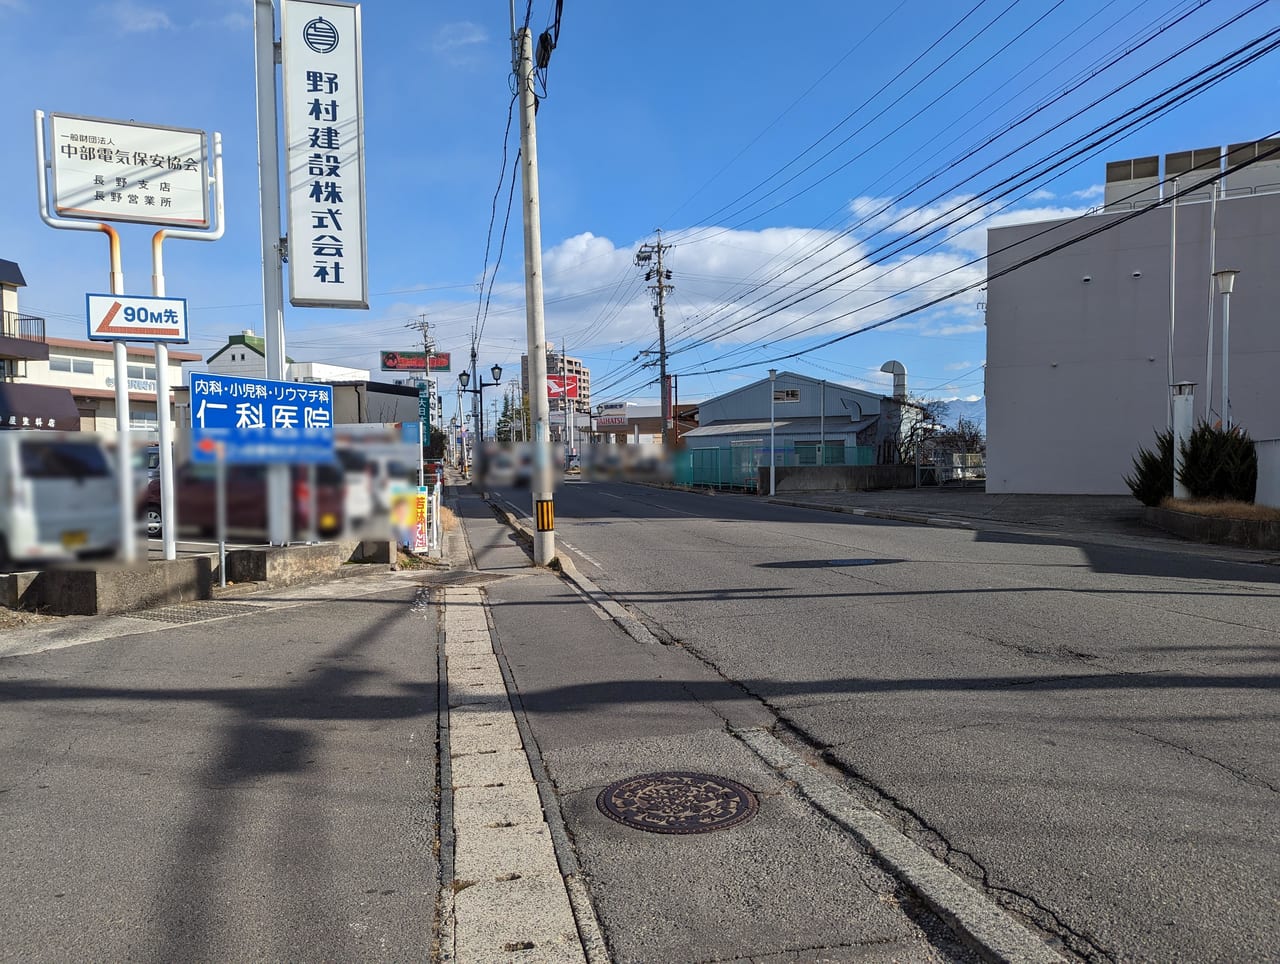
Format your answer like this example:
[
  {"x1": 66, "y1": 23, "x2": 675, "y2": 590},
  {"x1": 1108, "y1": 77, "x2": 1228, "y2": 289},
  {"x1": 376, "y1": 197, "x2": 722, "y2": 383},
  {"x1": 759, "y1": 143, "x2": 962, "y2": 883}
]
[
  {"x1": 1161, "y1": 497, "x2": 1280, "y2": 522},
  {"x1": 439, "y1": 505, "x2": 458, "y2": 531}
]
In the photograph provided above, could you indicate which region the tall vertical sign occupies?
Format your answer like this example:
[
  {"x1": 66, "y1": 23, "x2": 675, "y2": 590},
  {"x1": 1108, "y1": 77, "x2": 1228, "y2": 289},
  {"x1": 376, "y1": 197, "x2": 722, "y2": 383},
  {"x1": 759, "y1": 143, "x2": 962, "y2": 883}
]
[{"x1": 281, "y1": 0, "x2": 368, "y2": 308}]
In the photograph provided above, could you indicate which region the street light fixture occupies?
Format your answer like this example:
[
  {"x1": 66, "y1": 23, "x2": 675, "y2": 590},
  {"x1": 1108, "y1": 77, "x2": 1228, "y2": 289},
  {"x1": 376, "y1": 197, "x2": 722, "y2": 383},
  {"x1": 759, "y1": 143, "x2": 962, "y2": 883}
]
[
  {"x1": 458, "y1": 363, "x2": 504, "y2": 442},
  {"x1": 768, "y1": 368, "x2": 777, "y2": 497},
  {"x1": 1213, "y1": 269, "x2": 1239, "y2": 428}
]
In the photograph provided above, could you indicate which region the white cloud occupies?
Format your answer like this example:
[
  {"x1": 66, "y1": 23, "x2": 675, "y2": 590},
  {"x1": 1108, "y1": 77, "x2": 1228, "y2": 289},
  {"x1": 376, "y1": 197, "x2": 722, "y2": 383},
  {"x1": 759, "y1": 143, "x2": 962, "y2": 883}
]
[
  {"x1": 272, "y1": 201, "x2": 999, "y2": 398},
  {"x1": 849, "y1": 193, "x2": 1089, "y2": 258},
  {"x1": 101, "y1": 0, "x2": 173, "y2": 32},
  {"x1": 1027, "y1": 188, "x2": 1056, "y2": 201},
  {"x1": 1072, "y1": 184, "x2": 1104, "y2": 200},
  {"x1": 434, "y1": 21, "x2": 488, "y2": 51}
]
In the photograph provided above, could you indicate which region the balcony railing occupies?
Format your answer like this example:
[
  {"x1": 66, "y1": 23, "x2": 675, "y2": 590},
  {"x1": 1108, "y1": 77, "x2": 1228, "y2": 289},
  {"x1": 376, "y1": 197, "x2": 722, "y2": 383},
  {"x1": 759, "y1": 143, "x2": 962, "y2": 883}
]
[{"x1": 2, "y1": 310, "x2": 46, "y2": 343}]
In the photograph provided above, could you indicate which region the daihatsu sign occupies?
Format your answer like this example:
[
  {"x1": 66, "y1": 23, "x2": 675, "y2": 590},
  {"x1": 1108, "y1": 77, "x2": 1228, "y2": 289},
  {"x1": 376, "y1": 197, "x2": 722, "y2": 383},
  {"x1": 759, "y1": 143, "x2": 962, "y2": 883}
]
[
  {"x1": 48, "y1": 113, "x2": 209, "y2": 227},
  {"x1": 282, "y1": 0, "x2": 368, "y2": 309}
]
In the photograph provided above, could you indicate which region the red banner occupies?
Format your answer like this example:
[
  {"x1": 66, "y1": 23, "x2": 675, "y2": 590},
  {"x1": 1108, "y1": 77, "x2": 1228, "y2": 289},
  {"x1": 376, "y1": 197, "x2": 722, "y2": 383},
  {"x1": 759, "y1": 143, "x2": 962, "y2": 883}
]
[
  {"x1": 380, "y1": 351, "x2": 451, "y2": 372},
  {"x1": 547, "y1": 374, "x2": 579, "y2": 398}
]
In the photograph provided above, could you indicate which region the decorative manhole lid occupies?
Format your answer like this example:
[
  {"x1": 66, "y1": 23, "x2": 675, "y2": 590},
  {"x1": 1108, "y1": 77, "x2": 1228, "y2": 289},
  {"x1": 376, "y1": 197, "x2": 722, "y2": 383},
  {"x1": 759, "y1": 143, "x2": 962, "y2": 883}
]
[{"x1": 596, "y1": 771, "x2": 759, "y2": 835}]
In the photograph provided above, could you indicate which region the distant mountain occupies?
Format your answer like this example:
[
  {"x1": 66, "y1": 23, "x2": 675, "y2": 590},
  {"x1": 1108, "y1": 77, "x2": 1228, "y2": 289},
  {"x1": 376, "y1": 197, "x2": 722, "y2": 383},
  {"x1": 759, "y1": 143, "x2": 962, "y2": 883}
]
[{"x1": 938, "y1": 397, "x2": 985, "y2": 430}]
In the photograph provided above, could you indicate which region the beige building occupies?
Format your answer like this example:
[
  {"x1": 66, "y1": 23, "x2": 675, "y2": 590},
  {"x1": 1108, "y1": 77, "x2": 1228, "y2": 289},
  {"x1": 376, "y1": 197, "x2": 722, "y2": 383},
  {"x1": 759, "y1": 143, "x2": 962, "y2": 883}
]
[
  {"x1": 520, "y1": 348, "x2": 591, "y2": 441},
  {"x1": 25, "y1": 337, "x2": 199, "y2": 436}
]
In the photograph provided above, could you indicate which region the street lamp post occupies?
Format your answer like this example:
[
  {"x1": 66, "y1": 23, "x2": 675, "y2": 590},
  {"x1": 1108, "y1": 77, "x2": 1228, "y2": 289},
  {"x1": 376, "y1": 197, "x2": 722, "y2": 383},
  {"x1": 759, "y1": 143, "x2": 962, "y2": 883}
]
[
  {"x1": 1213, "y1": 269, "x2": 1239, "y2": 429},
  {"x1": 768, "y1": 368, "x2": 777, "y2": 496},
  {"x1": 458, "y1": 363, "x2": 504, "y2": 459}
]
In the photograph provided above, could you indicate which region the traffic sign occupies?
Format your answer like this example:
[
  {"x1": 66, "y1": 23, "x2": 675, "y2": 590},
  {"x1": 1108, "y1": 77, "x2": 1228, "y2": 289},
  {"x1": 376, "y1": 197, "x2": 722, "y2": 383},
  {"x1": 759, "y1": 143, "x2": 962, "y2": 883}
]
[
  {"x1": 190, "y1": 372, "x2": 333, "y2": 464},
  {"x1": 86, "y1": 293, "x2": 189, "y2": 342},
  {"x1": 547, "y1": 374, "x2": 579, "y2": 399}
]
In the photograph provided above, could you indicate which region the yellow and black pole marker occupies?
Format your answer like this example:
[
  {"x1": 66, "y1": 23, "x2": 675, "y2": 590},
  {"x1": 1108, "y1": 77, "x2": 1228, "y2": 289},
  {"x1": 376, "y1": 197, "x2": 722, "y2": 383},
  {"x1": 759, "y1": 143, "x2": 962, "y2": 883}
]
[{"x1": 535, "y1": 499, "x2": 555, "y2": 532}]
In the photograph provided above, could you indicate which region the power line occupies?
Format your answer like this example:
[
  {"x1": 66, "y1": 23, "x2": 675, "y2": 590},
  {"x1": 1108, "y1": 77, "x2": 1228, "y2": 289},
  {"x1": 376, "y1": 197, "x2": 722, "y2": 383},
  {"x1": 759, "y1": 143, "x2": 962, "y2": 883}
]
[
  {"x1": 688, "y1": 130, "x2": 1280, "y2": 379},
  {"x1": 664, "y1": 18, "x2": 1280, "y2": 368}
]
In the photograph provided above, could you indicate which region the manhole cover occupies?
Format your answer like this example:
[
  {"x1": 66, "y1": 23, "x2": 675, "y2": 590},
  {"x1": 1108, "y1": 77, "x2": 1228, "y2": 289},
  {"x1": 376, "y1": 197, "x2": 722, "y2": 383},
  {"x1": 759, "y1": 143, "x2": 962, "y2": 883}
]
[
  {"x1": 596, "y1": 771, "x2": 759, "y2": 834},
  {"x1": 125, "y1": 601, "x2": 262, "y2": 624}
]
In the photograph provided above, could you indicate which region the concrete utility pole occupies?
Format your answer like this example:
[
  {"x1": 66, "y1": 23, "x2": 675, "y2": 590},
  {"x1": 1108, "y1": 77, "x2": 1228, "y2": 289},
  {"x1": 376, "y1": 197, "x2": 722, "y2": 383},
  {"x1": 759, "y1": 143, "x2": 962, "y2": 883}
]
[
  {"x1": 515, "y1": 24, "x2": 555, "y2": 565},
  {"x1": 636, "y1": 233, "x2": 673, "y2": 449},
  {"x1": 406, "y1": 313, "x2": 434, "y2": 356}
]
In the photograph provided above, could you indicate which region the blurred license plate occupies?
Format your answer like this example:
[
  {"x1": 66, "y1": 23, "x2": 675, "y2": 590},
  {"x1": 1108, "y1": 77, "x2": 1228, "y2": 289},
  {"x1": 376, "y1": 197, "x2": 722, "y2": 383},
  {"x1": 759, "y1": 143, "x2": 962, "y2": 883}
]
[{"x1": 61, "y1": 530, "x2": 87, "y2": 549}]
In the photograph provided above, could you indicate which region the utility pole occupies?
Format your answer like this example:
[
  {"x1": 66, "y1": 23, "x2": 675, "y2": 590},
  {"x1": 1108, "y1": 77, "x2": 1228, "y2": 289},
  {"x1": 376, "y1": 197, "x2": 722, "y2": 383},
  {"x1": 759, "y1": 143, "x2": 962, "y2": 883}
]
[
  {"x1": 407, "y1": 314, "x2": 435, "y2": 472},
  {"x1": 514, "y1": 19, "x2": 555, "y2": 565},
  {"x1": 636, "y1": 232, "x2": 673, "y2": 449},
  {"x1": 406, "y1": 313, "x2": 434, "y2": 355}
]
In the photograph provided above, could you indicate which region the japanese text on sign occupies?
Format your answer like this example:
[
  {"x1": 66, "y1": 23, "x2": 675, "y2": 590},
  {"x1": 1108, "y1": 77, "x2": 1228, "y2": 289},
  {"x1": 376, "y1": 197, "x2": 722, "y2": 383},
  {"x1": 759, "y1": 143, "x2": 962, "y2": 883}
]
[
  {"x1": 49, "y1": 114, "x2": 209, "y2": 228},
  {"x1": 190, "y1": 373, "x2": 334, "y2": 465},
  {"x1": 282, "y1": 0, "x2": 368, "y2": 308}
]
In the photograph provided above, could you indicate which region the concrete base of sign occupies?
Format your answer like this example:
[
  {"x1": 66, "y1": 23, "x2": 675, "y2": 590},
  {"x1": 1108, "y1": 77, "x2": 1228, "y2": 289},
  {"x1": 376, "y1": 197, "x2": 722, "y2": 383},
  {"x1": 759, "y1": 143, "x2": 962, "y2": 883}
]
[
  {"x1": 223, "y1": 539, "x2": 393, "y2": 588},
  {"x1": 1, "y1": 540, "x2": 393, "y2": 615},
  {"x1": 5, "y1": 557, "x2": 214, "y2": 616}
]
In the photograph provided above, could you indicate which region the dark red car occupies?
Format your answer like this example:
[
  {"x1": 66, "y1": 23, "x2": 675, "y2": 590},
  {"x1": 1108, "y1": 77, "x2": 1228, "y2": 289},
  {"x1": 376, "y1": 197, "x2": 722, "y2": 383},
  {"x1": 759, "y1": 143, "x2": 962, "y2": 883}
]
[{"x1": 139, "y1": 462, "x2": 345, "y2": 540}]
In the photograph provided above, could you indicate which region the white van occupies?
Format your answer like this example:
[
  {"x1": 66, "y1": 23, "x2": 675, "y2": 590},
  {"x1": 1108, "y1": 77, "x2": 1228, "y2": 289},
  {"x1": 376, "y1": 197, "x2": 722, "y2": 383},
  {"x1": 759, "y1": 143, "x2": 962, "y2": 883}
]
[{"x1": 0, "y1": 431, "x2": 120, "y2": 569}]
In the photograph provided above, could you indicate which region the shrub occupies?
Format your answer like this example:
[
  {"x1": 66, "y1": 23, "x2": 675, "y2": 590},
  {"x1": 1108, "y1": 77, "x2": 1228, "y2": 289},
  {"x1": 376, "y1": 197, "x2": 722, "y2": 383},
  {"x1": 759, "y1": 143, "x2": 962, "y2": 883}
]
[
  {"x1": 1177, "y1": 423, "x2": 1257, "y2": 502},
  {"x1": 1124, "y1": 429, "x2": 1174, "y2": 506}
]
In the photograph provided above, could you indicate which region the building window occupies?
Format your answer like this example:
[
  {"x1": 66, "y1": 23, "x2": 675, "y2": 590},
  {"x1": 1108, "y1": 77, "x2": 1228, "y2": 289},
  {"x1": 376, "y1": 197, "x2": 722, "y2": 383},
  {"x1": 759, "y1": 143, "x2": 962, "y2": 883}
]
[
  {"x1": 772, "y1": 388, "x2": 801, "y2": 403},
  {"x1": 130, "y1": 410, "x2": 158, "y2": 431},
  {"x1": 49, "y1": 356, "x2": 72, "y2": 372},
  {"x1": 127, "y1": 364, "x2": 157, "y2": 380},
  {"x1": 73, "y1": 358, "x2": 94, "y2": 375}
]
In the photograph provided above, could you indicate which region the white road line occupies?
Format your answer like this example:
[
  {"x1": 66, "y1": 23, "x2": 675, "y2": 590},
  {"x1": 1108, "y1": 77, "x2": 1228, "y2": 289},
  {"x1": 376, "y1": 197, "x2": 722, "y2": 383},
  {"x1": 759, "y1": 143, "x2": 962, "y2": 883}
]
[
  {"x1": 556, "y1": 539, "x2": 605, "y2": 570},
  {"x1": 596, "y1": 488, "x2": 700, "y2": 515}
]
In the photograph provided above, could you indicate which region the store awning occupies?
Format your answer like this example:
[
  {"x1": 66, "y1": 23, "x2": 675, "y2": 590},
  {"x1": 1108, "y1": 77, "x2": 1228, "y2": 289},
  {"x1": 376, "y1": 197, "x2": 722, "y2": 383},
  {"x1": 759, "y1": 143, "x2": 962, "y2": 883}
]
[{"x1": 0, "y1": 383, "x2": 81, "y2": 431}]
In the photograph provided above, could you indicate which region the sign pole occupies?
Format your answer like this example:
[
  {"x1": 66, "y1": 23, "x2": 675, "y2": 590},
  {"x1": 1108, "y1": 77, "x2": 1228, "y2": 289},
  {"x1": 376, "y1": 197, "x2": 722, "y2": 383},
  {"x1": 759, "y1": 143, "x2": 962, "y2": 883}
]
[
  {"x1": 151, "y1": 132, "x2": 225, "y2": 560},
  {"x1": 254, "y1": 0, "x2": 291, "y2": 546},
  {"x1": 216, "y1": 442, "x2": 227, "y2": 587},
  {"x1": 33, "y1": 111, "x2": 136, "y2": 561}
]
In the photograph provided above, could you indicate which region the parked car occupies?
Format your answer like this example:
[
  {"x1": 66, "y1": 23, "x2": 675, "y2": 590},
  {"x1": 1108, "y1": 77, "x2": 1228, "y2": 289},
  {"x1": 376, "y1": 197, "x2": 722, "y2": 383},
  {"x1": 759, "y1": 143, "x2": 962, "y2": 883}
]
[
  {"x1": 0, "y1": 431, "x2": 120, "y2": 569},
  {"x1": 139, "y1": 461, "x2": 344, "y2": 540}
]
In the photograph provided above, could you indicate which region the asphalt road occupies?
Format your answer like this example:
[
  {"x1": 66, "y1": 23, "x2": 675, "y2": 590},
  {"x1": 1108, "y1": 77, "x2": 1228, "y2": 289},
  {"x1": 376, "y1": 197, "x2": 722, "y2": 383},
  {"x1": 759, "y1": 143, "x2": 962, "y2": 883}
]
[
  {"x1": 0, "y1": 576, "x2": 439, "y2": 962},
  {"x1": 496, "y1": 479, "x2": 1280, "y2": 962}
]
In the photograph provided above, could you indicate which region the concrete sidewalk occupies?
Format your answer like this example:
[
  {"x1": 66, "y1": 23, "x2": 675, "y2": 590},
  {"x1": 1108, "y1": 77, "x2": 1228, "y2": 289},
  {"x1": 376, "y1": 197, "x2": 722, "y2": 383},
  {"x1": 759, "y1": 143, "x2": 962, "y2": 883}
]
[
  {"x1": 763, "y1": 486, "x2": 1280, "y2": 564},
  {"x1": 440, "y1": 484, "x2": 1063, "y2": 963}
]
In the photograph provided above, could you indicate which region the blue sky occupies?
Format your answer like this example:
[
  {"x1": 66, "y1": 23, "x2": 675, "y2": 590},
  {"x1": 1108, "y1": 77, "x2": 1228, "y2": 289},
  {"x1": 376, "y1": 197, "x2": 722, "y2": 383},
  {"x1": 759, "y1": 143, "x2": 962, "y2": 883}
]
[{"x1": 4, "y1": 0, "x2": 1279, "y2": 421}]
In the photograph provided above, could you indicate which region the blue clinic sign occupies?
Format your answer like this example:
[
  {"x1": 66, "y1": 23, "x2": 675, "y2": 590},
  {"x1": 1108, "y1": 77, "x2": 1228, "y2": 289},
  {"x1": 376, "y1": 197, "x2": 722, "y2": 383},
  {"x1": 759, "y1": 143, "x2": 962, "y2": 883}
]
[{"x1": 190, "y1": 373, "x2": 334, "y2": 464}]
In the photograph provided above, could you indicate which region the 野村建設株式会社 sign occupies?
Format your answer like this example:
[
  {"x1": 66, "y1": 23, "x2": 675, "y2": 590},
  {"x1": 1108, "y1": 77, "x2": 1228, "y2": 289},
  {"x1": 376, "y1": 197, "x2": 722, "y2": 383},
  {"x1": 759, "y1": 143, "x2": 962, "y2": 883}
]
[
  {"x1": 49, "y1": 114, "x2": 208, "y2": 227},
  {"x1": 281, "y1": 0, "x2": 368, "y2": 309},
  {"x1": 190, "y1": 373, "x2": 334, "y2": 464},
  {"x1": 86, "y1": 293, "x2": 188, "y2": 342}
]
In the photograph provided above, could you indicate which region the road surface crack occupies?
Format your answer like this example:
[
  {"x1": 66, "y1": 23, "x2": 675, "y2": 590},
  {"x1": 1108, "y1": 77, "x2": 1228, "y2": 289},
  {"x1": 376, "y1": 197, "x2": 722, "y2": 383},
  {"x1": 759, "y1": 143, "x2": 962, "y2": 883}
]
[
  {"x1": 801, "y1": 735, "x2": 1114, "y2": 963},
  {"x1": 1, "y1": 734, "x2": 81, "y2": 794},
  {"x1": 1125, "y1": 727, "x2": 1279, "y2": 794}
]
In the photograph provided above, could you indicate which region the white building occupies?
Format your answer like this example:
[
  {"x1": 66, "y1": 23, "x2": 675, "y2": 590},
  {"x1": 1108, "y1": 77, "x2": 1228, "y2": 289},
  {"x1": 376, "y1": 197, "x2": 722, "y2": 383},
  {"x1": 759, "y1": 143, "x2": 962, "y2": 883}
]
[
  {"x1": 22, "y1": 336, "x2": 199, "y2": 436},
  {"x1": 985, "y1": 138, "x2": 1280, "y2": 494},
  {"x1": 203, "y1": 329, "x2": 368, "y2": 383}
]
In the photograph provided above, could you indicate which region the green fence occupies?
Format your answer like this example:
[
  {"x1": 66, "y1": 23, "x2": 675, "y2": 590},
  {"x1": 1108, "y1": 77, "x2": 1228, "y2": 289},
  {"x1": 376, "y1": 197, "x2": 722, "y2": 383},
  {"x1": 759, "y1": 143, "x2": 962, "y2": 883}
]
[{"x1": 675, "y1": 443, "x2": 874, "y2": 489}]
